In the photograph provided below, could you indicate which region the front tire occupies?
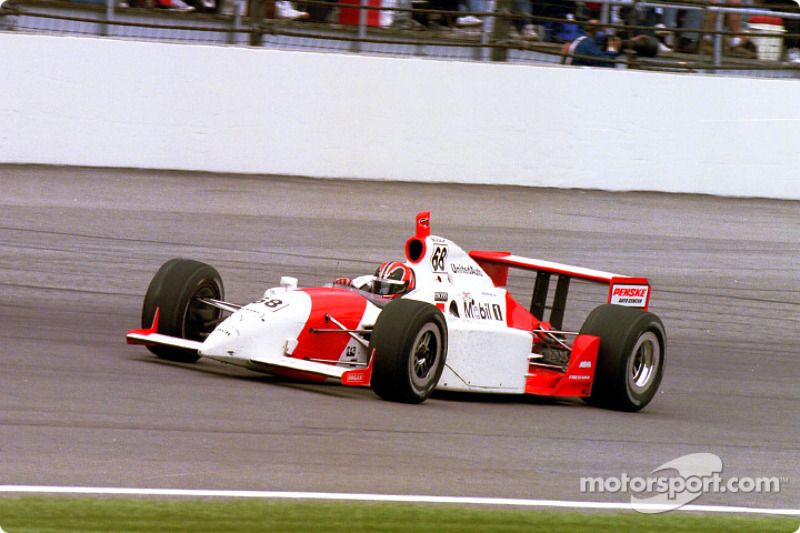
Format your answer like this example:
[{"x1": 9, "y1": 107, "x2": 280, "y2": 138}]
[
  {"x1": 579, "y1": 304, "x2": 666, "y2": 412},
  {"x1": 370, "y1": 299, "x2": 448, "y2": 404},
  {"x1": 141, "y1": 258, "x2": 224, "y2": 363}
]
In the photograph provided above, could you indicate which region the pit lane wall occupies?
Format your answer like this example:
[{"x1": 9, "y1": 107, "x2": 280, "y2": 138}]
[{"x1": 3, "y1": 31, "x2": 799, "y2": 199}]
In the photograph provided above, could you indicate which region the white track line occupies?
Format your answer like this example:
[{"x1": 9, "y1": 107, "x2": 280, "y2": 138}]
[{"x1": 1, "y1": 485, "x2": 799, "y2": 516}]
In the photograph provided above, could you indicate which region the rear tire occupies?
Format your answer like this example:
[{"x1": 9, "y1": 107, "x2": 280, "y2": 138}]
[
  {"x1": 579, "y1": 304, "x2": 665, "y2": 412},
  {"x1": 141, "y1": 259, "x2": 224, "y2": 363},
  {"x1": 370, "y1": 299, "x2": 448, "y2": 404}
]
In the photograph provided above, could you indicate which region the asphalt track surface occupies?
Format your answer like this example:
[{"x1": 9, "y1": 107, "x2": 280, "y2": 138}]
[{"x1": 1, "y1": 165, "x2": 798, "y2": 511}]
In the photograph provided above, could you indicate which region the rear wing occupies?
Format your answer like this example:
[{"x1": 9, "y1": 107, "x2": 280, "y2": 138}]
[{"x1": 468, "y1": 250, "x2": 650, "y2": 329}]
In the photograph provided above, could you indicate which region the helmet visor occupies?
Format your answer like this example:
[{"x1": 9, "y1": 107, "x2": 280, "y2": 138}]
[{"x1": 372, "y1": 278, "x2": 408, "y2": 296}]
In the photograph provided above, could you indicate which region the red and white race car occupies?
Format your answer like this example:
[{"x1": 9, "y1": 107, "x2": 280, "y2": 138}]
[{"x1": 127, "y1": 212, "x2": 665, "y2": 411}]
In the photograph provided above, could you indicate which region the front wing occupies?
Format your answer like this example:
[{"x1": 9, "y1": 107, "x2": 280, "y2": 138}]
[{"x1": 126, "y1": 309, "x2": 373, "y2": 385}]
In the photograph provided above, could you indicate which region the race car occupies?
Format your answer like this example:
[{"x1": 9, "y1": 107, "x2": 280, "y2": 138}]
[{"x1": 127, "y1": 211, "x2": 665, "y2": 411}]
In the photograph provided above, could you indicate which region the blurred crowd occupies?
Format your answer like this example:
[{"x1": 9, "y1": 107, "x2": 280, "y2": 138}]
[{"x1": 87, "y1": 0, "x2": 800, "y2": 62}]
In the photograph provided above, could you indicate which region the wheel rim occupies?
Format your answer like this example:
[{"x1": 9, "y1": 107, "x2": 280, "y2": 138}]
[
  {"x1": 409, "y1": 323, "x2": 441, "y2": 391},
  {"x1": 627, "y1": 331, "x2": 661, "y2": 395},
  {"x1": 183, "y1": 282, "x2": 222, "y2": 340}
]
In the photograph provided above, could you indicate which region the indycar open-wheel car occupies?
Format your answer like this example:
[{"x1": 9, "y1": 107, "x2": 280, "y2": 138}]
[{"x1": 128, "y1": 212, "x2": 665, "y2": 411}]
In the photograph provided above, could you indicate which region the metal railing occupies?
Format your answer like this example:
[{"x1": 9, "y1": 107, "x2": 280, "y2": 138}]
[{"x1": 2, "y1": 0, "x2": 800, "y2": 78}]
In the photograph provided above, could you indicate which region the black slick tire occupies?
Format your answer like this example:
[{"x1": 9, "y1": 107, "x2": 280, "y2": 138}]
[
  {"x1": 370, "y1": 299, "x2": 448, "y2": 404},
  {"x1": 141, "y1": 258, "x2": 224, "y2": 363},
  {"x1": 579, "y1": 304, "x2": 666, "y2": 412}
]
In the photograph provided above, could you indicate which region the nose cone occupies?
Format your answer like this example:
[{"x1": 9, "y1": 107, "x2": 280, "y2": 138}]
[
  {"x1": 199, "y1": 321, "x2": 242, "y2": 359},
  {"x1": 199, "y1": 295, "x2": 311, "y2": 365}
]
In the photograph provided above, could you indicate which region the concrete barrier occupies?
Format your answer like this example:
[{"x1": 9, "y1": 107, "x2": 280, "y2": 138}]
[{"x1": 2, "y1": 31, "x2": 799, "y2": 199}]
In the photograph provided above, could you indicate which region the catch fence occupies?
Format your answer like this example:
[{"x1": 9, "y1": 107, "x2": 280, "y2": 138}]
[{"x1": 2, "y1": 0, "x2": 800, "y2": 78}]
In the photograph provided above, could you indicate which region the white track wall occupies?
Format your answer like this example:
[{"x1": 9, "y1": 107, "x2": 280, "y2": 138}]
[{"x1": 2, "y1": 31, "x2": 799, "y2": 199}]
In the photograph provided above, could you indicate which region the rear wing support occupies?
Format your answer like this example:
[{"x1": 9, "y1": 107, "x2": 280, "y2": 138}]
[
  {"x1": 469, "y1": 251, "x2": 651, "y2": 329},
  {"x1": 530, "y1": 271, "x2": 571, "y2": 329}
]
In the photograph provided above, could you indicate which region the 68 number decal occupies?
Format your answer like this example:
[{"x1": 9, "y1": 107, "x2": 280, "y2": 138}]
[
  {"x1": 260, "y1": 298, "x2": 288, "y2": 312},
  {"x1": 431, "y1": 245, "x2": 448, "y2": 273}
]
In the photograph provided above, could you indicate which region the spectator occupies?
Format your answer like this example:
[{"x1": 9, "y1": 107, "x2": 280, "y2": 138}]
[
  {"x1": 509, "y1": 0, "x2": 538, "y2": 40},
  {"x1": 761, "y1": 0, "x2": 800, "y2": 61},
  {"x1": 427, "y1": 0, "x2": 459, "y2": 27},
  {"x1": 275, "y1": 0, "x2": 309, "y2": 19},
  {"x1": 456, "y1": 0, "x2": 483, "y2": 27},
  {"x1": 533, "y1": 0, "x2": 572, "y2": 42},
  {"x1": 615, "y1": 5, "x2": 677, "y2": 54},
  {"x1": 699, "y1": 0, "x2": 756, "y2": 57},
  {"x1": 553, "y1": 12, "x2": 581, "y2": 42},
  {"x1": 563, "y1": 21, "x2": 661, "y2": 67},
  {"x1": 185, "y1": 0, "x2": 218, "y2": 12},
  {"x1": 562, "y1": 19, "x2": 621, "y2": 66},
  {"x1": 152, "y1": 0, "x2": 195, "y2": 11},
  {"x1": 658, "y1": 7, "x2": 704, "y2": 53},
  {"x1": 391, "y1": 0, "x2": 424, "y2": 29},
  {"x1": 626, "y1": 34, "x2": 660, "y2": 57},
  {"x1": 618, "y1": 3, "x2": 660, "y2": 39}
]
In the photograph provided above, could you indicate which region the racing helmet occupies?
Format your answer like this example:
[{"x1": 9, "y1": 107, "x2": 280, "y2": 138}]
[{"x1": 372, "y1": 261, "x2": 415, "y2": 298}]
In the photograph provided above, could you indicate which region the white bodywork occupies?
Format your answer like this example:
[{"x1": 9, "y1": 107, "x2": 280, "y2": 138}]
[
  {"x1": 128, "y1": 213, "x2": 649, "y2": 396},
  {"x1": 403, "y1": 234, "x2": 534, "y2": 393},
  {"x1": 439, "y1": 321, "x2": 531, "y2": 393},
  {"x1": 201, "y1": 292, "x2": 313, "y2": 365},
  {"x1": 198, "y1": 289, "x2": 381, "y2": 378},
  {"x1": 128, "y1": 232, "x2": 535, "y2": 393}
]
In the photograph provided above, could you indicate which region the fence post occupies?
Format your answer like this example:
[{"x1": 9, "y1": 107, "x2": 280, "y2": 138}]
[
  {"x1": 476, "y1": 0, "x2": 495, "y2": 60},
  {"x1": 103, "y1": 0, "x2": 114, "y2": 36},
  {"x1": 351, "y1": 0, "x2": 367, "y2": 51},
  {"x1": 713, "y1": 7, "x2": 723, "y2": 66},
  {"x1": 228, "y1": 0, "x2": 243, "y2": 44},
  {"x1": 250, "y1": 0, "x2": 264, "y2": 46},
  {"x1": 490, "y1": 0, "x2": 511, "y2": 61}
]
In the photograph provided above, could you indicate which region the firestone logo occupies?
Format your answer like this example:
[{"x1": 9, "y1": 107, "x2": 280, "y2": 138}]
[{"x1": 579, "y1": 453, "x2": 785, "y2": 514}]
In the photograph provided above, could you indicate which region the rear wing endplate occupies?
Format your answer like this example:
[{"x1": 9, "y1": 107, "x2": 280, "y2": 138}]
[{"x1": 469, "y1": 251, "x2": 650, "y2": 329}]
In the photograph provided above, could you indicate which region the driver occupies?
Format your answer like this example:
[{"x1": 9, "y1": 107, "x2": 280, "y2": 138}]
[{"x1": 334, "y1": 261, "x2": 416, "y2": 298}]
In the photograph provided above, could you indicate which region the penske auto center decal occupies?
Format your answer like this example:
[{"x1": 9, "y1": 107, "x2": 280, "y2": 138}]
[{"x1": 609, "y1": 284, "x2": 650, "y2": 308}]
